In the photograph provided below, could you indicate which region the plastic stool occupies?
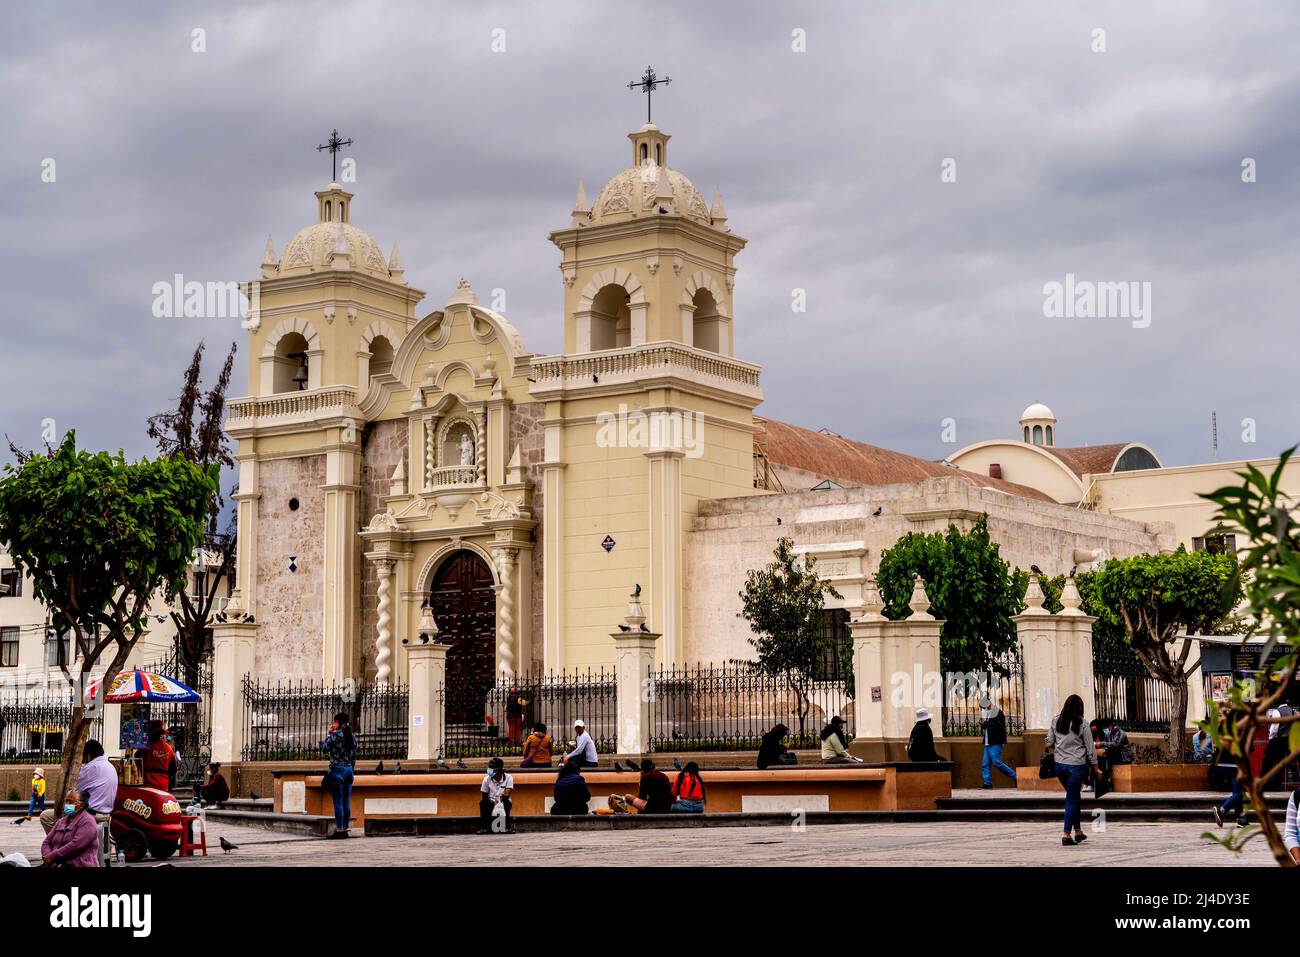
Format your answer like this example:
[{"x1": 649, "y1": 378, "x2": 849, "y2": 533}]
[{"x1": 179, "y1": 813, "x2": 207, "y2": 857}]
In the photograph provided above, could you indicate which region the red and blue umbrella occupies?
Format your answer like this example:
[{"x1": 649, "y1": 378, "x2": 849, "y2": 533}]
[{"x1": 84, "y1": 669, "x2": 201, "y2": 704}]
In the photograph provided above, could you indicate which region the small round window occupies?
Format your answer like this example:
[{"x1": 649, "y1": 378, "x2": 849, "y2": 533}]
[{"x1": 288, "y1": 498, "x2": 300, "y2": 512}]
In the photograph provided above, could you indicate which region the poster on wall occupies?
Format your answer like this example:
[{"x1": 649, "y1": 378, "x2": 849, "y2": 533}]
[
  {"x1": 1210, "y1": 673, "x2": 1233, "y2": 703},
  {"x1": 120, "y1": 702, "x2": 151, "y2": 750}
]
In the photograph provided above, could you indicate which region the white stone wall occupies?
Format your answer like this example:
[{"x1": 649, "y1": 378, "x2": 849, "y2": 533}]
[{"x1": 684, "y1": 475, "x2": 1172, "y2": 665}]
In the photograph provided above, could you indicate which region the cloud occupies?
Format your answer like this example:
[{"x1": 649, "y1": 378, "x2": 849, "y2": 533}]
[{"x1": 2, "y1": 0, "x2": 1297, "y2": 470}]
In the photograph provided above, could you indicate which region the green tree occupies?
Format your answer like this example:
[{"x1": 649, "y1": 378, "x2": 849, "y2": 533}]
[
  {"x1": 1201, "y1": 448, "x2": 1298, "y2": 866},
  {"x1": 0, "y1": 432, "x2": 218, "y2": 791},
  {"x1": 1092, "y1": 547, "x2": 1241, "y2": 763},
  {"x1": 737, "y1": 537, "x2": 842, "y2": 740},
  {"x1": 876, "y1": 514, "x2": 1023, "y2": 675}
]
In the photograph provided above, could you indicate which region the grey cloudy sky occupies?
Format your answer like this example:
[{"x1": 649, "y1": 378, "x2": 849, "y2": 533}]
[{"x1": 2, "y1": 0, "x2": 1297, "y2": 470}]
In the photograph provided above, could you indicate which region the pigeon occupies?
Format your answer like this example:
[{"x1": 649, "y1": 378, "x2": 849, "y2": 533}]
[
  {"x1": 639, "y1": 623, "x2": 650, "y2": 633},
  {"x1": 613, "y1": 760, "x2": 627, "y2": 772},
  {"x1": 242, "y1": 614, "x2": 256, "y2": 624},
  {"x1": 456, "y1": 758, "x2": 467, "y2": 769},
  {"x1": 617, "y1": 624, "x2": 632, "y2": 632},
  {"x1": 1070, "y1": 565, "x2": 1078, "y2": 578},
  {"x1": 436, "y1": 755, "x2": 449, "y2": 770},
  {"x1": 215, "y1": 612, "x2": 227, "y2": 624},
  {"x1": 871, "y1": 506, "x2": 882, "y2": 517},
  {"x1": 776, "y1": 517, "x2": 782, "y2": 525},
  {"x1": 1030, "y1": 564, "x2": 1043, "y2": 576},
  {"x1": 374, "y1": 760, "x2": 385, "y2": 775},
  {"x1": 592, "y1": 374, "x2": 600, "y2": 383},
  {"x1": 633, "y1": 583, "x2": 641, "y2": 597},
  {"x1": 673, "y1": 757, "x2": 683, "y2": 771},
  {"x1": 219, "y1": 837, "x2": 237, "y2": 854},
  {"x1": 250, "y1": 790, "x2": 260, "y2": 801}
]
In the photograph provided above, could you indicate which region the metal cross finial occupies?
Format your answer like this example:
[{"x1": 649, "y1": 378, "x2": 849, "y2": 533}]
[
  {"x1": 628, "y1": 66, "x2": 671, "y2": 124},
  {"x1": 316, "y1": 128, "x2": 354, "y2": 182}
]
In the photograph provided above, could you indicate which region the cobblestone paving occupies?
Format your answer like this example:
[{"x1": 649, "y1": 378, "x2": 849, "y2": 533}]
[{"x1": 2, "y1": 816, "x2": 1274, "y2": 867}]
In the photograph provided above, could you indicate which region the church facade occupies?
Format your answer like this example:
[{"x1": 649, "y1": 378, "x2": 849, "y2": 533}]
[
  {"x1": 226, "y1": 119, "x2": 760, "y2": 687},
  {"x1": 224, "y1": 118, "x2": 1178, "y2": 690}
]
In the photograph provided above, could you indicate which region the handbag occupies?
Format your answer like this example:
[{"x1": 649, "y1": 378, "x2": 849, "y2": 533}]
[{"x1": 1038, "y1": 750, "x2": 1056, "y2": 780}]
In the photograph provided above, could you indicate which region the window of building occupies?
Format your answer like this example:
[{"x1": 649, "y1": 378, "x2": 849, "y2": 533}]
[
  {"x1": 1032, "y1": 424, "x2": 1043, "y2": 445},
  {"x1": 0, "y1": 627, "x2": 18, "y2": 667},
  {"x1": 1192, "y1": 534, "x2": 1236, "y2": 556},
  {"x1": 812, "y1": 608, "x2": 850, "y2": 681},
  {"x1": 0, "y1": 567, "x2": 21, "y2": 597},
  {"x1": 45, "y1": 629, "x2": 71, "y2": 667}
]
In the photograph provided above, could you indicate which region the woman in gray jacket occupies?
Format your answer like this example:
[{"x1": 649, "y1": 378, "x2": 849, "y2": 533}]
[{"x1": 1045, "y1": 694, "x2": 1099, "y2": 846}]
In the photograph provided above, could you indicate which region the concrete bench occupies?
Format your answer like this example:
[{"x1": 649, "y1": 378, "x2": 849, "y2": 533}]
[{"x1": 274, "y1": 765, "x2": 950, "y2": 825}]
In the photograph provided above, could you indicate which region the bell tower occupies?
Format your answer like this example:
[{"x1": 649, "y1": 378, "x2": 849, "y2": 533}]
[{"x1": 532, "y1": 99, "x2": 763, "y2": 671}]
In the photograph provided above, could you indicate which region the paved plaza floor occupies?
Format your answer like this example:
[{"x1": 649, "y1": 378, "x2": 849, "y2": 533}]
[{"x1": 1, "y1": 814, "x2": 1275, "y2": 867}]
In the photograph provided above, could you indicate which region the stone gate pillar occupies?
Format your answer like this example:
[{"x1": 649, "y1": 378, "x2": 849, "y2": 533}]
[
  {"x1": 406, "y1": 639, "x2": 448, "y2": 761},
  {"x1": 210, "y1": 589, "x2": 258, "y2": 764},
  {"x1": 1015, "y1": 575, "x2": 1097, "y2": 732},
  {"x1": 849, "y1": 578, "x2": 944, "y2": 759},
  {"x1": 612, "y1": 588, "x2": 659, "y2": 757}
]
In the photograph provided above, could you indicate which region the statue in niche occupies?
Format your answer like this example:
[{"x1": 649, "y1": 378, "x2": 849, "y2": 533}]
[{"x1": 459, "y1": 430, "x2": 475, "y2": 466}]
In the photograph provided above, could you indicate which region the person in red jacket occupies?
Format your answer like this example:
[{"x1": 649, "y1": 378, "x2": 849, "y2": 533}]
[{"x1": 142, "y1": 720, "x2": 176, "y2": 792}]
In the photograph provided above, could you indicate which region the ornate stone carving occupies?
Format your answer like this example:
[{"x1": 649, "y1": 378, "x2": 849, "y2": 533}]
[
  {"x1": 367, "y1": 510, "x2": 399, "y2": 532},
  {"x1": 493, "y1": 546, "x2": 519, "y2": 678},
  {"x1": 374, "y1": 558, "x2": 396, "y2": 685}
]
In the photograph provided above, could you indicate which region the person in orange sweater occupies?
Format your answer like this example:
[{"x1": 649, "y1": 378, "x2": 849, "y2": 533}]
[{"x1": 142, "y1": 721, "x2": 176, "y2": 792}]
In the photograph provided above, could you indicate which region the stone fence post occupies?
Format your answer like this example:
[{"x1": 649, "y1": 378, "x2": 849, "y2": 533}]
[
  {"x1": 612, "y1": 588, "x2": 659, "y2": 757},
  {"x1": 849, "y1": 578, "x2": 944, "y2": 759},
  {"x1": 406, "y1": 641, "x2": 448, "y2": 761},
  {"x1": 210, "y1": 590, "x2": 258, "y2": 764},
  {"x1": 1014, "y1": 575, "x2": 1096, "y2": 733}
]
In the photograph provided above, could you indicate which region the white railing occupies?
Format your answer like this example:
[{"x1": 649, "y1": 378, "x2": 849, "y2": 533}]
[
  {"x1": 226, "y1": 386, "x2": 360, "y2": 425},
  {"x1": 429, "y1": 465, "x2": 478, "y2": 489},
  {"x1": 531, "y1": 342, "x2": 762, "y2": 389}
]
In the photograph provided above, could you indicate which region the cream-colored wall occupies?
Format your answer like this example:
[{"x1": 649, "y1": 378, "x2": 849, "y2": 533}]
[
  {"x1": 1090, "y1": 456, "x2": 1300, "y2": 549},
  {"x1": 948, "y1": 442, "x2": 1085, "y2": 504},
  {"x1": 684, "y1": 475, "x2": 1172, "y2": 666}
]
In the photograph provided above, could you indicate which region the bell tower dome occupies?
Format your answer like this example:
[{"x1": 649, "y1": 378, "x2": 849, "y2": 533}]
[{"x1": 550, "y1": 118, "x2": 746, "y2": 357}]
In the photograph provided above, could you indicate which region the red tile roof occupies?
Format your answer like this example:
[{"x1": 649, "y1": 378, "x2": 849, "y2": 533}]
[
  {"x1": 756, "y1": 417, "x2": 1056, "y2": 502},
  {"x1": 1040, "y1": 444, "x2": 1128, "y2": 478}
]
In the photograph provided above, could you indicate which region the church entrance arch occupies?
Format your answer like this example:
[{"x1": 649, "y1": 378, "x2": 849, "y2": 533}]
[{"x1": 428, "y1": 549, "x2": 497, "y2": 724}]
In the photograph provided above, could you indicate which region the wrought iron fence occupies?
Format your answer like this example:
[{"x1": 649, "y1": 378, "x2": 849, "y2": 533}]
[
  {"x1": 439, "y1": 668, "x2": 617, "y2": 759},
  {"x1": 0, "y1": 693, "x2": 103, "y2": 765},
  {"x1": 139, "y1": 649, "x2": 214, "y2": 787},
  {"x1": 941, "y1": 651, "x2": 1026, "y2": 737},
  {"x1": 647, "y1": 662, "x2": 853, "y2": 753},
  {"x1": 241, "y1": 676, "x2": 409, "y2": 761},
  {"x1": 1093, "y1": 650, "x2": 1174, "y2": 733}
]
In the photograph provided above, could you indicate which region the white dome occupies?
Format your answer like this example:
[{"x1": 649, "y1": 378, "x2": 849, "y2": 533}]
[
  {"x1": 1020, "y1": 402, "x2": 1056, "y2": 423},
  {"x1": 278, "y1": 221, "x2": 391, "y2": 279}
]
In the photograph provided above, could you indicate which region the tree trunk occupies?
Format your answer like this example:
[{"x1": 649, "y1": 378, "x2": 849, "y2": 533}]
[{"x1": 1168, "y1": 674, "x2": 1189, "y2": 763}]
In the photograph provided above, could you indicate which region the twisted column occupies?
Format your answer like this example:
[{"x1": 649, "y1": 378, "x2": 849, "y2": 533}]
[
  {"x1": 493, "y1": 547, "x2": 518, "y2": 679},
  {"x1": 375, "y1": 559, "x2": 396, "y2": 686}
]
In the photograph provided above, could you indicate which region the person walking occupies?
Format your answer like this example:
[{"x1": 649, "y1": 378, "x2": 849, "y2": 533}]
[
  {"x1": 550, "y1": 761, "x2": 591, "y2": 815},
  {"x1": 1213, "y1": 767, "x2": 1251, "y2": 830},
  {"x1": 820, "y1": 716, "x2": 862, "y2": 764},
  {"x1": 478, "y1": 757, "x2": 515, "y2": 833},
  {"x1": 40, "y1": 789, "x2": 101, "y2": 868},
  {"x1": 520, "y1": 722, "x2": 554, "y2": 767},
  {"x1": 14, "y1": 769, "x2": 45, "y2": 824},
  {"x1": 670, "y1": 761, "x2": 706, "y2": 813},
  {"x1": 1046, "y1": 694, "x2": 1099, "y2": 846},
  {"x1": 979, "y1": 697, "x2": 1017, "y2": 788},
  {"x1": 322, "y1": 712, "x2": 357, "y2": 839},
  {"x1": 907, "y1": 709, "x2": 941, "y2": 762}
]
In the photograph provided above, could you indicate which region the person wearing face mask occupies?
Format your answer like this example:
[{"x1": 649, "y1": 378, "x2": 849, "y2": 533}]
[
  {"x1": 40, "y1": 789, "x2": 101, "y2": 868},
  {"x1": 478, "y1": 757, "x2": 515, "y2": 833}
]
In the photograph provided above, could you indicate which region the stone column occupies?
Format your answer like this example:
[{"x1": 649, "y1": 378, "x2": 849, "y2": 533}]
[
  {"x1": 1015, "y1": 575, "x2": 1097, "y2": 732},
  {"x1": 612, "y1": 589, "x2": 659, "y2": 757},
  {"x1": 493, "y1": 545, "x2": 519, "y2": 679},
  {"x1": 374, "y1": 558, "x2": 396, "y2": 686},
  {"x1": 897, "y1": 578, "x2": 943, "y2": 740},
  {"x1": 645, "y1": 448, "x2": 684, "y2": 668},
  {"x1": 849, "y1": 580, "x2": 887, "y2": 740},
  {"x1": 406, "y1": 640, "x2": 448, "y2": 761},
  {"x1": 322, "y1": 447, "x2": 361, "y2": 682},
  {"x1": 210, "y1": 591, "x2": 258, "y2": 763}
]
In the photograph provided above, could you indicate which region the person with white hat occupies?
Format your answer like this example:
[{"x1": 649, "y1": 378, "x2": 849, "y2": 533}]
[
  {"x1": 562, "y1": 719, "x2": 598, "y2": 768},
  {"x1": 14, "y1": 769, "x2": 45, "y2": 824},
  {"x1": 907, "y1": 708, "x2": 941, "y2": 762}
]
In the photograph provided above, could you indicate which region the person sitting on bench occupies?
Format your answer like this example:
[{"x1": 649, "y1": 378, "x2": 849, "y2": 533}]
[{"x1": 757, "y1": 724, "x2": 797, "y2": 769}]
